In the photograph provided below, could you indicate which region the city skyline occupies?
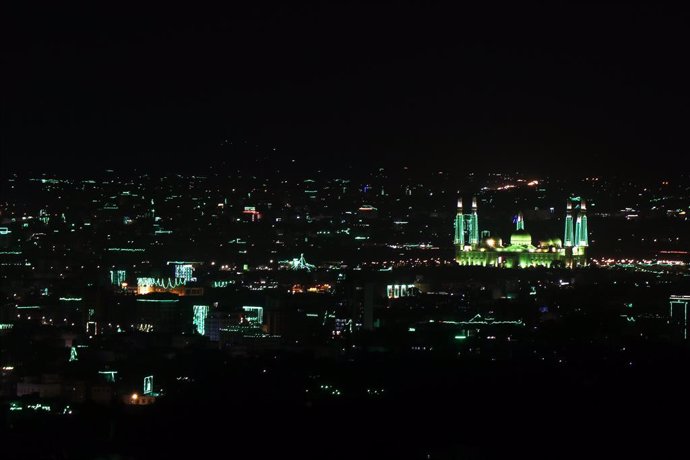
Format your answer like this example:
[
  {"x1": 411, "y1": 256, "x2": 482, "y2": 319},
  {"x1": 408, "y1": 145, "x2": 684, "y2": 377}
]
[{"x1": 3, "y1": 4, "x2": 690, "y2": 459}]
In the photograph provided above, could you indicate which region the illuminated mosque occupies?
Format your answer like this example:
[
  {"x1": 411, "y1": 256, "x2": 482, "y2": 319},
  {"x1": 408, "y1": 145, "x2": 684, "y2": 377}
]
[{"x1": 454, "y1": 197, "x2": 588, "y2": 268}]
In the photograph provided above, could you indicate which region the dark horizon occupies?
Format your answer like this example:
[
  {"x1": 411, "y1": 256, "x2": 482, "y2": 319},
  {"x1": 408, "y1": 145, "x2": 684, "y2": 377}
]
[{"x1": 3, "y1": 2, "x2": 689, "y2": 175}]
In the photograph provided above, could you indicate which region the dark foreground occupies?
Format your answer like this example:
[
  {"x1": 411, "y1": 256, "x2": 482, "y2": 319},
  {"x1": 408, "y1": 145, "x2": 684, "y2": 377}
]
[{"x1": 3, "y1": 342, "x2": 689, "y2": 460}]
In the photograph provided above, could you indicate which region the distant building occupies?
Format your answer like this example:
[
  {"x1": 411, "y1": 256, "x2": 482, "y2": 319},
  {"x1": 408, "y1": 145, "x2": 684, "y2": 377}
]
[
  {"x1": 168, "y1": 262, "x2": 198, "y2": 282},
  {"x1": 16, "y1": 375, "x2": 62, "y2": 398},
  {"x1": 454, "y1": 197, "x2": 588, "y2": 268},
  {"x1": 669, "y1": 295, "x2": 690, "y2": 340},
  {"x1": 110, "y1": 269, "x2": 127, "y2": 286},
  {"x1": 136, "y1": 277, "x2": 203, "y2": 296},
  {"x1": 204, "y1": 311, "x2": 237, "y2": 342},
  {"x1": 134, "y1": 294, "x2": 188, "y2": 333},
  {"x1": 386, "y1": 284, "x2": 417, "y2": 299},
  {"x1": 193, "y1": 305, "x2": 210, "y2": 335}
]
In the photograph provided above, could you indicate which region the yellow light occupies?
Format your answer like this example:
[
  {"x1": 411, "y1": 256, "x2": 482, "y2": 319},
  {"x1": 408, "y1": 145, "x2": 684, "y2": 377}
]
[
  {"x1": 486, "y1": 238, "x2": 495, "y2": 248},
  {"x1": 131, "y1": 393, "x2": 138, "y2": 400}
]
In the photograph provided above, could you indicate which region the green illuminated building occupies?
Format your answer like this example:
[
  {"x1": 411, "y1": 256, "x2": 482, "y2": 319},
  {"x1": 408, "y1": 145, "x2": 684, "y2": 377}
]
[
  {"x1": 143, "y1": 375, "x2": 153, "y2": 395},
  {"x1": 453, "y1": 199, "x2": 465, "y2": 246},
  {"x1": 453, "y1": 197, "x2": 479, "y2": 248},
  {"x1": 193, "y1": 305, "x2": 210, "y2": 335},
  {"x1": 242, "y1": 306, "x2": 264, "y2": 324},
  {"x1": 173, "y1": 263, "x2": 194, "y2": 282},
  {"x1": 563, "y1": 201, "x2": 574, "y2": 247},
  {"x1": 454, "y1": 198, "x2": 587, "y2": 268},
  {"x1": 575, "y1": 200, "x2": 589, "y2": 247},
  {"x1": 469, "y1": 197, "x2": 479, "y2": 246},
  {"x1": 110, "y1": 269, "x2": 126, "y2": 286},
  {"x1": 669, "y1": 295, "x2": 690, "y2": 340}
]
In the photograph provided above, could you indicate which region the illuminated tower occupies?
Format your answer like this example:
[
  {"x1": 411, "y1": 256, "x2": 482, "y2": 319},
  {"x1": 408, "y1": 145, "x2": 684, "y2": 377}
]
[
  {"x1": 563, "y1": 200, "x2": 574, "y2": 247},
  {"x1": 469, "y1": 197, "x2": 479, "y2": 247},
  {"x1": 575, "y1": 200, "x2": 588, "y2": 247},
  {"x1": 516, "y1": 212, "x2": 525, "y2": 231},
  {"x1": 454, "y1": 198, "x2": 465, "y2": 246}
]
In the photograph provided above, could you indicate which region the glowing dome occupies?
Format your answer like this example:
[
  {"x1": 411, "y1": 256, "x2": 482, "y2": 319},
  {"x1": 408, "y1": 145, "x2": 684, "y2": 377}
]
[{"x1": 510, "y1": 230, "x2": 532, "y2": 247}]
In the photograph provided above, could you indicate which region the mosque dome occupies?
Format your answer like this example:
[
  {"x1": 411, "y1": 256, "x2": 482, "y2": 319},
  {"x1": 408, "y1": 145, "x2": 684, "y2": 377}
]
[{"x1": 510, "y1": 230, "x2": 532, "y2": 246}]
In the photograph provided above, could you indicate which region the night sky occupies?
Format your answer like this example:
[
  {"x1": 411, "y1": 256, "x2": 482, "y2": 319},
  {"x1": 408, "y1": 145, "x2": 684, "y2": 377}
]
[{"x1": 2, "y1": 3, "x2": 689, "y2": 174}]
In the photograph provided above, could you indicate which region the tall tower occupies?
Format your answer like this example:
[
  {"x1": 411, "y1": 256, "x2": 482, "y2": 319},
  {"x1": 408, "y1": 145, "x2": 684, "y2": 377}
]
[
  {"x1": 469, "y1": 197, "x2": 479, "y2": 247},
  {"x1": 516, "y1": 212, "x2": 525, "y2": 231},
  {"x1": 564, "y1": 200, "x2": 574, "y2": 247},
  {"x1": 575, "y1": 200, "x2": 588, "y2": 247},
  {"x1": 454, "y1": 198, "x2": 465, "y2": 246}
]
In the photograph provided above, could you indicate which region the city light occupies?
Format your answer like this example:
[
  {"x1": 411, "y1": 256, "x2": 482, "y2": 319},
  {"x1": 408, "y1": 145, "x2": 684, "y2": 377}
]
[{"x1": 2, "y1": 7, "x2": 688, "y2": 457}]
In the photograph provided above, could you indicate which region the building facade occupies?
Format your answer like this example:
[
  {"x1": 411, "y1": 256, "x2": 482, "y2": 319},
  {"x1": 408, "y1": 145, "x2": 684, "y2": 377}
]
[{"x1": 454, "y1": 197, "x2": 588, "y2": 268}]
